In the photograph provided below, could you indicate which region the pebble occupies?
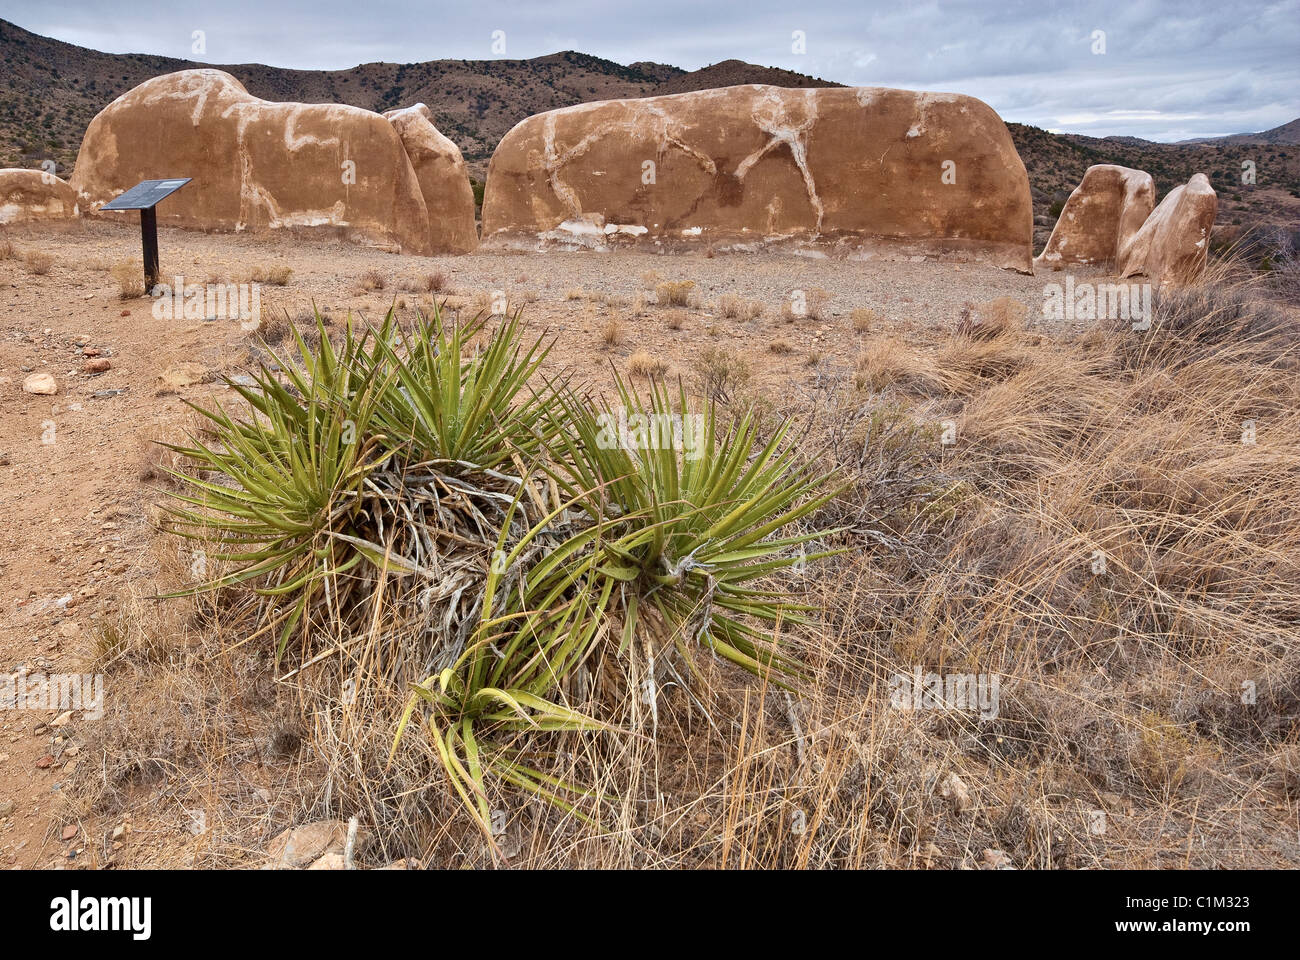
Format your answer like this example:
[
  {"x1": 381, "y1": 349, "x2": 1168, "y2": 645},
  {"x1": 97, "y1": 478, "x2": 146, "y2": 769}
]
[{"x1": 22, "y1": 372, "x2": 58, "y2": 395}]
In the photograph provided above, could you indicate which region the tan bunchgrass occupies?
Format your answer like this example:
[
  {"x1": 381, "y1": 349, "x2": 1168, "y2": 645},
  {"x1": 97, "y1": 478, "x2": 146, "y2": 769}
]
[
  {"x1": 627, "y1": 350, "x2": 668, "y2": 378},
  {"x1": 54, "y1": 267, "x2": 1300, "y2": 871},
  {"x1": 25, "y1": 249, "x2": 54, "y2": 275},
  {"x1": 112, "y1": 260, "x2": 145, "y2": 299}
]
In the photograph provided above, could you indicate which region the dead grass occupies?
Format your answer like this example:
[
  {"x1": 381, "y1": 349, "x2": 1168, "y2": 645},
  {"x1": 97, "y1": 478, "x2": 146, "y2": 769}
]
[
  {"x1": 356, "y1": 269, "x2": 386, "y2": 292},
  {"x1": 656, "y1": 280, "x2": 696, "y2": 308},
  {"x1": 111, "y1": 260, "x2": 145, "y2": 299},
  {"x1": 955, "y1": 296, "x2": 1028, "y2": 340},
  {"x1": 600, "y1": 311, "x2": 623, "y2": 346},
  {"x1": 56, "y1": 269, "x2": 1300, "y2": 871},
  {"x1": 24, "y1": 249, "x2": 53, "y2": 275},
  {"x1": 851, "y1": 307, "x2": 878, "y2": 333},
  {"x1": 249, "y1": 264, "x2": 293, "y2": 286},
  {"x1": 717, "y1": 294, "x2": 764, "y2": 321},
  {"x1": 627, "y1": 350, "x2": 668, "y2": 378}
]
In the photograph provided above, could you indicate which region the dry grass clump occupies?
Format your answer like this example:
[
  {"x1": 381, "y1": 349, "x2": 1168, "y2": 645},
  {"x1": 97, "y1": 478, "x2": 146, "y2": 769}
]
[
  {"x1": 627, "y1": 349, "x2": 668, "y2": 378},
  {"x1": 249, "y1": 264, "x2": 293, "y2": 286},
  {"x1": 111, "y1": 260, "x2": 145, "y2": 299},
  {"x1": 24, "y1": 249, "x2": 54, "y2": 275},
  {"x1": 564, "y1": 287, "x2": 585, "y2": 301},
  {"x1": 356, "y1": 269, "x2": 386, "y2": 292},
  {"x1": 854, "y1": 336, "x2": 946, "y2": 393},
  {"x1": 769, "y1": 338, "x2": 793, "y2": 354},
  {"x1": 955, "y1": 297, "x2": 1028, "y2": 340},
  {"x1": 664, "y1": 308, "x2": 687, "y2": 331},
  {"x1": 0, "y1": 235, "x2": 15, "y2": 260},
  {"x1": 656, "y1": 280, "x2": 696, "y2": 307},
  {"x1": 781, "y1": 287, "x2": 830, "y2": 322},
  {"x1": 799, "y1": 272, "x2": 1300, "y2": 868},
  {"x1": 423, "y1": 269, "x2": 449, "y2": 293},
  {"x1": 600, "y1": 310, "x2": 624, "y2": 346},
  {"x1": 851, "y1": 307, "x2": 878, "y2": 333},
  {"x1": 717, "y1": 294, "x2": 764, "y2": 321}
]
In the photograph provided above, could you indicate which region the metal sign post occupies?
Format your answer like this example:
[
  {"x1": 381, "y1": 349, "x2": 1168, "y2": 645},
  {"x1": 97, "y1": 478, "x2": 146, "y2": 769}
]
[{"x1": 100, "y1": 178, "x2": 192, "y2": 290}]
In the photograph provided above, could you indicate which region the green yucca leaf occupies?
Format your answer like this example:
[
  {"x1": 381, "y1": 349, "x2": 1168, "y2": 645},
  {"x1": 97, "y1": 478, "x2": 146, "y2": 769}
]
[{"x1": 162, "y1": 302, "x2": 841, "y2": 843}]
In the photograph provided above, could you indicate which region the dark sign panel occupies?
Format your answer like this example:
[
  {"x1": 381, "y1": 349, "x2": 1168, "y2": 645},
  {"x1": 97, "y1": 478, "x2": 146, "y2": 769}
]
[{"x1": 100, "y1": 178, "x2": 192, "y2": 211}]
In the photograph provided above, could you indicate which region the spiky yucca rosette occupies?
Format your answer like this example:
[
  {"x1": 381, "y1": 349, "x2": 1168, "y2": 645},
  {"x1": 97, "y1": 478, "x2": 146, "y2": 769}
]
[{"x1": 161, "y1": 306, "x2": 840, "y2": 840}]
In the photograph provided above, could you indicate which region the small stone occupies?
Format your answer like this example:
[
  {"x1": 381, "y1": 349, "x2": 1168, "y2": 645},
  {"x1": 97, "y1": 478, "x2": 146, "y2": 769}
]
[
  {"x1": 22, "y1": 372, "x2": 58, "y2": 395},
  {"x1": 84, "y1": 358, "x2": 112, "y2": 374},
  {"x1": 61, "y1": 824, "x2": 78, "y2": 841},
  {"x1": 35, "y1": 755, "x2": 55, "y2": 769},
  {"x1": 111, "y1": 824, "x2": 126, "y2": 840},
  {"x1": 981, "y1": 848, "x2": 1014, "y2": 869},
  {"x1": 919, "y1": 842, "x2": 942, "y2": 868},
  {"x1": 50, "y1": 711, "x2": 73, "y2": 728},
  {"x1": 158, "y1": 363, "x2": 209, "y2": 389},
  {"x1": 939, "y1": 771, "x2": 971, "y2": 813},
  {"x1": 263, "y1": 820, "x2": 347, "y2": 869},
  {"x1": 0, "y1": 800, "x2": 14, "y2": 817}
]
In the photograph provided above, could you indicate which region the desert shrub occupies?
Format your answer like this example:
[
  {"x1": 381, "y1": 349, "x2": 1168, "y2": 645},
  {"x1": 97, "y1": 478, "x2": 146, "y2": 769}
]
[
  {"x1": 627, "y1": 350, "x2": 668, "y2": 378},
  {"x1": 955, "y1": 297, "x2": 1027, "y2": 340},
  {"x1": 251, "y1": 264, "x2": 293, "y2": 286},
  {"x1": 782, "y1": 287, "x2": 830, "y2": 321},
  {"x1": 24, "y1": 249, "x2": 53, "y2": 275},
  {"x1": 600, "y1": 311, "x2": 623, "y2": 346},
  {"x1": 163, "y1": 307, "x2": 836, "y2": 843},
  {"x1": 851, "y1": 308, "x2": 878, "y2": 333},
  {"x1": 357, "y1": 269, "x2": 386, "y2": 292},
  {"x1": 718, "y1": 294, "x2": 763, "y2": 320},
  {"x1": 111, "y1": 260, "x2": 144, "y2": 299},
  {"x1": 692, "y1": 344, "x2": 751, "y2": 403},
  {"x1": 655, "y1": 280, "x2": 695, "y2": 307},
  {"x1": 1119, "y1": 281, "x2": 1296, "y2": 369}
]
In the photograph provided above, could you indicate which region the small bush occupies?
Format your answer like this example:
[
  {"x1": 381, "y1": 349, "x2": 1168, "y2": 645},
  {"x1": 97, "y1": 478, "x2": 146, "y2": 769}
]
[
  {"x1": 718, "y1": 294, "x2": 763, "y2": 320},
  {"x1": 111, "y1": 260, "x2": 144, "y2": 299},
  {"x1": 24, "y1": 250, "x2": 53, "y2": 275},
  {"x1": 656, "y1": 280, "x2": 695, "y2": 307},
  {"x1": 851, "y1": 307, "x2": 878, "y2": 333},
  {"x1": 251, "y1": 264, "x2": 293, "y2": 286},
  {"x1": 693, "y1": 344, "x2": 751, "y2": 403},
  {"x1": 627, "y1": 350, "x2": 668, "y2": 378},
  {"x1": 601, "y1": 312, "x2": 623, "y2": 346}
]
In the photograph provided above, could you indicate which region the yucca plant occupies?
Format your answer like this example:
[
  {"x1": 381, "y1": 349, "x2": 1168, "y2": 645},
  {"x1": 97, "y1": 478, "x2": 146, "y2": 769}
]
[{"x1": 163, "y1": 304, "x2": 840, "y2": 840}]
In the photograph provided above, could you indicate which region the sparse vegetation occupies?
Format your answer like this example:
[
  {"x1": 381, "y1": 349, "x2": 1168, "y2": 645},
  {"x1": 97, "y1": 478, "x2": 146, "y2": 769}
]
[
  {"x1": 250, "y1": 263, "x2": 293, "y2": 286},
  {"x1": 111, "y1": 260, "x2": 144, "y2": 299},
  {"x1": 160, "y1": 307, "x2": 836, "y2": 846},
  {"x1": 692, "y1": 343, "x2": 751, "y2": 403},
  {"x1": 626, "y1": 349, "x2": 668, "y2": 378},
  {"x1": 655, "y1": 279, "x2": 696, "y2": 307},
  {"x1": 24, "y1": 249, "x2": 53, "y2": 275}
]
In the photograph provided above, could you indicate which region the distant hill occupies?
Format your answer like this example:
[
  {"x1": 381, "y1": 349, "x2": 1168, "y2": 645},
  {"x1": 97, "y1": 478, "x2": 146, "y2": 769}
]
[
  {"x1": 1179, "y1": 118, "x2": 1300, "y2": 147},
  {"x1": 2, "y1": 16, "x2": 1297, "y2": 237}
]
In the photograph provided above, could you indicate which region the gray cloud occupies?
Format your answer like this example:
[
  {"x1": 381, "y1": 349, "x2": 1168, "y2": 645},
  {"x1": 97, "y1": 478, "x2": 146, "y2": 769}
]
[{"x1": 2, "y1": 0, "x2": 1296, "y2": 140}]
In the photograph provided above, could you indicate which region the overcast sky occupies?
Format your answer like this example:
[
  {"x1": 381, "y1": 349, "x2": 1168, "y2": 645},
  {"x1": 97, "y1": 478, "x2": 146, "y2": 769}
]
[{"x1": 3, "y1": 0, "x2": 1296, "y2": 141}]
